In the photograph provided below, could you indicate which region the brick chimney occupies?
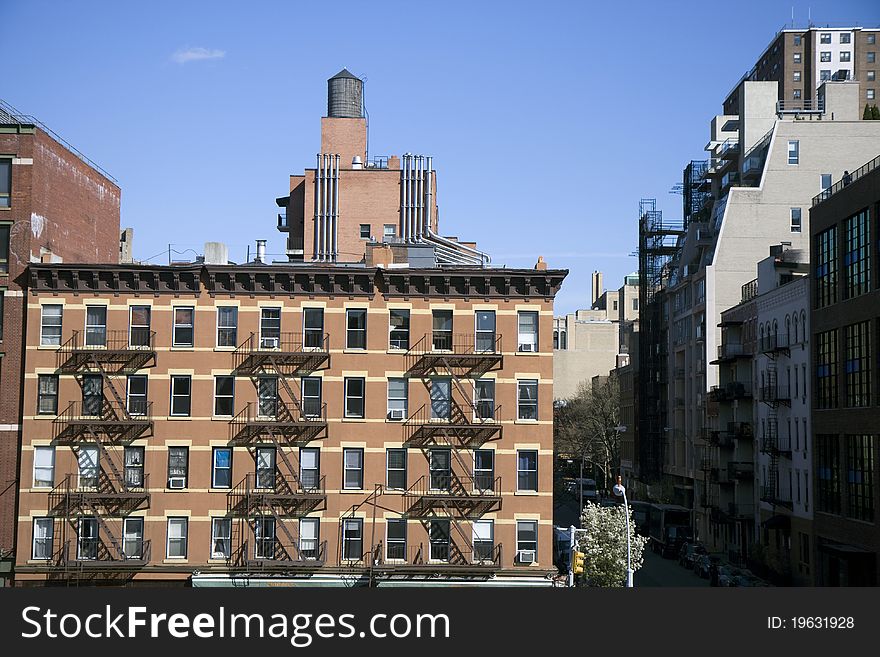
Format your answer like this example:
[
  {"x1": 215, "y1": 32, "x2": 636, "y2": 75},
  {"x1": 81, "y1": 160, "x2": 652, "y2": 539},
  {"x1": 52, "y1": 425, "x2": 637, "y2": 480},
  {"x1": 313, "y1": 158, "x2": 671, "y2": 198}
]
[{"x1": 535, "y1": 255, "x2": 547, "y2": 271}]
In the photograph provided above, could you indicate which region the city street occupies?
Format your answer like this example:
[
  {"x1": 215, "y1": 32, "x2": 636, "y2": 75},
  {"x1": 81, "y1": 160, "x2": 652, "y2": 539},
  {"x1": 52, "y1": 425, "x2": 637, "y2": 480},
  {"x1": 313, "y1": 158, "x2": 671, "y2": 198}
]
[{"x1": 635, "y1": 548, "x2": 710, "y2": 587}]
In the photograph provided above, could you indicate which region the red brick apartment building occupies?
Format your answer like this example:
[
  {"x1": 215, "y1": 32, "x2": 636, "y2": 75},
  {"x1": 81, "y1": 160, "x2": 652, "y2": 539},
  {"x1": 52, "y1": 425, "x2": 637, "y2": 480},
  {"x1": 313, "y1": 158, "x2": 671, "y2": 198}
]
[{"x1": 1, "y1": 100, "x2": 120, "y2": 585}]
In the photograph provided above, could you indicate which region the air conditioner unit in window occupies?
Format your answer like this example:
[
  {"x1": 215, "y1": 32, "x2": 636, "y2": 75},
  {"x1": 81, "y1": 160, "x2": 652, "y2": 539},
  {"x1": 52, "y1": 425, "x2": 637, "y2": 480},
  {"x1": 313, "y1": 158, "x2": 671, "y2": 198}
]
[
  {"x1": 261, "y1": 337, "x2": 280, "y2": 349},
  {"x1": 168, "y1": 477, "x2": 187, "y2": 489},
  {"x1": 517, "y1": 550, "x2": 536, "y2": 564},
  {"x1": 519, "y1": 343, "x2": 534, "y2": 352},
  {"x1": 389, "y1": 409, "x2": 406, "y2": 421}
]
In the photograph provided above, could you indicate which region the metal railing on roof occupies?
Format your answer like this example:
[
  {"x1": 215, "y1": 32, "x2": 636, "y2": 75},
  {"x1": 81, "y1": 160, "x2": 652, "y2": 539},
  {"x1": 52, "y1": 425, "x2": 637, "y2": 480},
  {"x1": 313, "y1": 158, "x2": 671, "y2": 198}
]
[
  {"x1": 812, "y1": 154, "x2": 880, "y2": 207},
  {"x1": 777, "y1": 98, "x2": 825, "y2": 114},
  {"x1": 0, "y1": 98, "x2": 118, "y2": 184}
]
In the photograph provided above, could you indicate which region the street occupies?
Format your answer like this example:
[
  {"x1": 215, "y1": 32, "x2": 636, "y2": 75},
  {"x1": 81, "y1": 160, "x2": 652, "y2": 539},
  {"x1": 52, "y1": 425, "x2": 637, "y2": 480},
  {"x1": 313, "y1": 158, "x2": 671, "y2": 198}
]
[{"x1": 634, "y1": 546, "x2": 710, "y2": 587}]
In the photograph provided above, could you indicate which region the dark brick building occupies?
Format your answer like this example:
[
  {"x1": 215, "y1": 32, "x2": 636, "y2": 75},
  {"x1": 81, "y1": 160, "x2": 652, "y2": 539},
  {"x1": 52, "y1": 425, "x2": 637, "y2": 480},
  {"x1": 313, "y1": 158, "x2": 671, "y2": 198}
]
[{"x1": 0, "y1": 101, "x2": 120, "y2": 584}]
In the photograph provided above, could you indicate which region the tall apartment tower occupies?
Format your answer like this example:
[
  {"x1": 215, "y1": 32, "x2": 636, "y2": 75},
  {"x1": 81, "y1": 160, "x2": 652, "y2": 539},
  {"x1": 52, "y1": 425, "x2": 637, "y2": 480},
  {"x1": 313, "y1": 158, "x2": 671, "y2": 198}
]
[
  {"x1": 723, "y1": 26, "x2": 879, "y2": 115},
  {"x1": 0, "y1": 101, "x2": 120, "y2": 585}
]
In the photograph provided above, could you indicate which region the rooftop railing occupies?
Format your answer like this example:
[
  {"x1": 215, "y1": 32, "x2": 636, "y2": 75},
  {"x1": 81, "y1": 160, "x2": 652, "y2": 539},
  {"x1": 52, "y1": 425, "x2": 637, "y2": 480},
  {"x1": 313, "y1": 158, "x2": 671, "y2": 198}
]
[{"x1": 812, "y1": 154, "x2": 880, "y2": 207}]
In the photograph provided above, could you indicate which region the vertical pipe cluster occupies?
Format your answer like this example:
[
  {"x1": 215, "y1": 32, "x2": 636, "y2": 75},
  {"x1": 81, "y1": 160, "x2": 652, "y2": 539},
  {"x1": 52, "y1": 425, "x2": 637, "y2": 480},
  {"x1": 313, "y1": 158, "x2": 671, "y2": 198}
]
[
  {"x1": 313, "y1": 154, "x2": 340, "y2": 261},
  {"x1": 400, "y1": 154, "x2": 429, "y2": 242}
]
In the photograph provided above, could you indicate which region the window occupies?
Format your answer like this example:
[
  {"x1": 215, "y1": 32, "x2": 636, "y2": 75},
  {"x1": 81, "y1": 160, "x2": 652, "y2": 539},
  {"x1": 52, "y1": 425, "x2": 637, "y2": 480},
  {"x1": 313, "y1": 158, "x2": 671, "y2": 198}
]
[
  {"x1": 346, "y1": 308, "x2": 367, "y2": 349},
  {"x1": 124, "y1": 446, "x2": 145, "y2": 488},
  {"x1": 474, "y1": 449, "x2": 494, "y2": 490},
  {"x1": 37, "y1": 375, "x2": 58, "y2": 415},
  {"x1": 817, "y1": 434, "x2": 841, "y2": 515},
  {"x1": 840, "y1": 32, "x2": 851, "y2": 44},
  {"x1": 259, "y1": 308, "x2": 281, "y2": 349},
  {"x1": 868, "y1": 71, "x2": 876, "y2": 82},
  {"x1": 254, "y1": 516, "x2": 276, "y2": 559},
  {"x1": 344, "y1": 377, "x2": 365, "y2": 418},
  {"x1": 475, "y1": 379, "x2": 495, "y2": 419},
  {"x1": 299, "y1": 518, "x2": 320, "y2": 559},
  {"x1": 429, "y1": 449, "x2": 451, "y2": 490},
  {"x1": 32, "y1": 518, "x2": 54, "y2": 560},
  {"x1": 840, "y1": 51, "x2": 851, "y2": 62},
  {"x1": 793, "y1": 35, "x2": 801, "y2": 46},
  {"x1": 517, "y1": 379, "x2": 538, "y2": 420},
  {"x1": 389, "y1": 309, "x2": 410, "y2": 350},
  {"x1": 869, "y1": 34, "x2": 876, "y2": 45},
  {"x1": 257, "y1": 376, "x2": 278, "y2": 418},
  {"x1": 632, "y1": 298, "x2": 639, "y2": 311},
  {"x1": 820, "y1": 51, "x2": 831, "y2": 62},
  {"x1": 790, "y1": 207, "x2": 802, "y2": 233},
  {"x1": 429, "y1": 519, "x2": 450, "y2": 561},
  {"x1": 793, "y1": 71, "x2": 801, "y2": 82},
  {"x1": 129, "y1": 306, "x2": 151, "y2": 347},
  {"x1": 212, "y1": 447, "x2": 232, "y2": 488},
  {"x1": 816, "y1": 329, "x2": 838, "y2": 409},
  {"x1": 82, "y1": 374, "x2": 103, "y2": 416},
  {"x1": 815, "y1": 226, "x2": 837, "y2": 308},
  {"x1": 869, "y1": 90, "x2": 877, "y2": 101},
  {"x1": 844, "y1": 210, "x2": 870, "y2": 299},
  {"x1": 343, "y1": 448, "x2": 364, "y2": 489},
  {"x1": 386, "y1": 449, "x2": 407, "y2": 489},
  {"x1": 820, "y1": 69, "x2": 832, "y2": 81},
  {"x1": 868, "y1": 52, "x2": 877, "y2": 64},
  {"x1": 387, "y1": 378, "x2": 407, "y2": 420},
  {"x1": 170, "y1": 375, "x2": 191, "y2": 416},
  {"x1": 517, "y1": 450, "x2": 538, "y2": 491},
  {"x1": 172, "y1": 307, "x2": 194, "y2": 347},
  {"x1": 383, "y1": 224, "x2": 396, "y2": 240},
  {"x1": 342, "y1": 518, "x2": 363, "y2": 560},
  {"x1": 844, "y1": 322, "x2": 871, "y2": 407},
  {"x1": 216, "y1": 306, "x2": 238, "y2": 347},
  {"x1": 846, "y1": 435, "x2": 874, "y2": 522},
  {"x1": 0, "y1": 159, "x2": 10, "y2": 209},
  {"x1": 214, "y1": 376, "x2": 234, "y2": 416},
  {"x1": 793, "y1": 52, "x2": 802, "y2": 63},
  {"x1": 0, "y1": 291, "x2": 3, "y2": 339},
  {"x1": 516, "y1": 520, "x2": 538, "y2": 556},
  {"x1": 386, "y1": 519, "x2": 406, "y2": 560},
  {"x1": 359, "y1": 224, "x2": 371, "y2": 239},
  {"x1": 166, "y1": 517, "x2": 188, "y2": 558},
  {"x1": 40, "y1": 304, "x2": 62, "y2": 346},
  {"x1": 78, "y1": 517, "x2": 99, "y2": 560},
  {"x1": 78, "y1": 446, "x2": 99, "y2": 489},
  {"x1": 33, "y1": 446, "x2": 55, "y2": 489},
  {"x1": 475, "y1": 310, "x2": 496, "y2": 352},
  {"x1": 517, "y1": 311, "x2": 538, "y2": 352},
  {"x1": 255, "y1": 447, "x2": 276, "y2": 489},
  {"x1": 473, "y1": 520, "x2": 494, "y2": 561},
  {"x1": 787, "y1": 140, "x2": 799, "y2": 165},
  {"x1": 301, "y1": 377, "x2": 322, "y2": 417},
  {"x1": 820, "y1": 173, "x2": 832, "y2": 191},
  {"x1": 85, "y1": 306, "x2": 107, "y2": 347},
  {"x1": 167, "y1": 447, "x2": 188, "y2": 488},
  {"x1": 299, "y1": 447, "x2": 320, "y2": 489},
  {"x1": 820, "y1": 33, "x2": 831, "y2": 44},
  {"x1": 303, "y1": 307, "x2": 324, "y2": 349},
  {"x1": 211, "y1": 518, "x2": 232, "y2": 559},
  {"x1": 432, "y1": 309, "x2": 452, "y2": 350},
  {"x1": 123, "y1": 517, "x2": 144, "y2": 559},
  {"x1": 0, "y1": 226, "x2": 8, "y2": 277},
  {"x1": 430, "y1": 378, "x2": 451, "y2": 420},
  {"x1": 127, "y1": 375, "x2": 147, "y2": 416}
]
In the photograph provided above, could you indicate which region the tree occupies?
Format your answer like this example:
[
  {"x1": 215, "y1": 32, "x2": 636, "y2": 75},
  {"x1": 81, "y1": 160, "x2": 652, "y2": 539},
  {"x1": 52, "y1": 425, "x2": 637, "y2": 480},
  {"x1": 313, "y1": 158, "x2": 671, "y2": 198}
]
[
  {"x1": 553, "y1": 375, "x2": 623, "y2": 492},
  {"x1": 873, "y1": 104, "x2": 880, "y2": 120},
  {"x1": 865, "y1": 103, "x2": 874, "y2": 120},
  {"x1": 577, "y1": 501, "x2": 649, "y2": 587}
]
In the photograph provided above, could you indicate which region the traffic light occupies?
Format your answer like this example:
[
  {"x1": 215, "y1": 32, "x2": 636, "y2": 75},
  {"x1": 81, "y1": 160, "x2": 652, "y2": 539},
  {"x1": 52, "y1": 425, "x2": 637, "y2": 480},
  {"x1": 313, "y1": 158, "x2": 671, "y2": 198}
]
[{"x1": 572, "y1": 550, "x2": 585, "y2": 575}]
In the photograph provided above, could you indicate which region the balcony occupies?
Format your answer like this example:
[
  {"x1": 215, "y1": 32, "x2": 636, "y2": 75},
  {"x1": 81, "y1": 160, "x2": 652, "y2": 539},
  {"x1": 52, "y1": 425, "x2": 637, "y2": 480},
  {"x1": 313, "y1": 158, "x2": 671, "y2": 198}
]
[
  {"x1": 404, "y1": 474, "x2": 502, "y2": 518},
  {"x1": 777, "y1": 98, "x2": 824, "y2": 115},
  {"x1": 719, "y1": 138, "x2": 740, "y2": 160},
  {"x1": 721, "y1": 171, "x2": 740, "y2": 191},
  {"x1": 57, "y1": 329, "x2": 156, "y2": 374},
  {"x1": 403, "y1": 402, "x2": 503, "y2": 449},
  {"x1": 741, "y1": 278, "x2": 758, "y2": 302},
  {"x1": 405, "y1": 333, "x2": 503, "y2": 378},
  {"x1": 51, "y1": 538, "x2": 152, "y2": 571},
  {"x1": 713, "y1": 342, "x2": 750, "y2": 363},
  {"x1": 232, "y1": 539, "x2": 328, "y2": 571},
  {"x1": 228, "y1": 473, "x2": 327, "y2": 517},
  {"x1": 49, "y1": 473, "x2": 150, "y2": 516},
  {"x1": 229, "y1": 401, "x2": 327, "y2": 445},
  {"x1": 759, "y1": 386, "x2": 791, "y2": 407},
  {"x1": 761, "y1": 424, "x2": 792, "y2": 456},
  {"x1": 369, "y1": 541, "x2": 503, "y2": 573},
  {"x1": 233, "y1": 332, "x2": 330, "y2": 376},
  {"x1": 54, "y1": 400, "x2": 153, "y2": 444},
  {"x1": 760, "y1": 333, "x2": 790, "y2": 355}
]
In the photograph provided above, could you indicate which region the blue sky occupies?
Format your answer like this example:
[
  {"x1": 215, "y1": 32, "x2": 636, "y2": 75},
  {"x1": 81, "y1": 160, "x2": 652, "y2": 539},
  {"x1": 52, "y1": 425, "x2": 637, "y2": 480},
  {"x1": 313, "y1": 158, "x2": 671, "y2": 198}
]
[{"x1": 3, "y1": 0, "x2": 878, "y2": 313}]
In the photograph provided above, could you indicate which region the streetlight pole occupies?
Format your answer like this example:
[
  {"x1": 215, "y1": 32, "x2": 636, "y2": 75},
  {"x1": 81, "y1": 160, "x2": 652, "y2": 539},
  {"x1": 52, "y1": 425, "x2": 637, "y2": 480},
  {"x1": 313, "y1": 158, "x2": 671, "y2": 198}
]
[{"x1": 613, "y1": 475, "x2": 634, "y2": 588}]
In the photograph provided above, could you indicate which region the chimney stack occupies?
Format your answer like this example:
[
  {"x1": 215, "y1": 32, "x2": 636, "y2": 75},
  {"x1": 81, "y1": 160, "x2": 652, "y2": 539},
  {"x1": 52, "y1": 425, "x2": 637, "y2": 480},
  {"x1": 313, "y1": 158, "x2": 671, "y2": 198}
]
[{"x1": 591, "y1": 271, "x2": 604, "y2": 306}]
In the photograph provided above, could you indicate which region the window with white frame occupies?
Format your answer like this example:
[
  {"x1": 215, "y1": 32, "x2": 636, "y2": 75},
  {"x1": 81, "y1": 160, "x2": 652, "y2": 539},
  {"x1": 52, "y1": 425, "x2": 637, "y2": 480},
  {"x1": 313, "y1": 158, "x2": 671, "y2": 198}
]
[
  {"x1": 386, "y1": 518, "x2": 406, "y2": 560},
  {"x1": 167, "y1": 447, "x2": 188, "y2": 488},
  {"x1": 255, "y1": 447, "x2": 276, "y2": 489},
  {"x1": 216, "y1": 306, "x2": 238, "y2": 347},
  {"x1": 793, "y1": 52, "x2": 801, "y2": 63},
  {"x1": 840, "y1": 51, "x2": 851, "y2": 62},
  {"x1": 430, "y1": 377, "x2": 451, "y2": 420},
  {"x1": 33, "y1": 446, "x2": 55, "y2": 489},
  {"x1": 383, "y1": 224, "x2": 396, "y2": 240},
  {"x1": 473, "y1": 519, "x2": 494, "y2": 561},
  {"x1": 821, "y1": 173, "x2": 832, "y2": 191},
  {"x1": 840, "y1": 33, "x2": 851, "y2": 44},
  {"x1": 386, "y1": 448, "x2": 407, "y2": 489},
  {"x1": 343, "y1": 448, "x2": 364, "y2": 489},
  {"x1": 300, "y1": 518, "x2": 320, "y2": 559},
  {"x1": 429, "y1": 448, "x2": 452, "y2": 490},
  {"x1": 127, "y1": 375, "x2": 148, "y2": 416},
  {"x1": 475, "y1": 379, "x2": 495, "y2": 420},
  {"x1": 78, "y1": 446, "x2": 99, "y2": 489},
  {"x1": 517, "y1": 311, "x2": 538, "y2": 352},
  {"x1": 429, "y1": 519, "x2": 450, "y2": 561},
  {"x1": 77, "y1": 517, "x2": 99, "y2": 560},
  {"x1": 790, "y1": 207, "x2": 802, "y2": 233},
  {"x1": 212, "y1": 447, "x2": 232, "y2": 488},
  {"x1": 344, "y1": 377, "x2": 365, "y2": 418},
  {"x1": 793, "y1": 71, "x2": 801, "y2": 82},
  {"x1": 342, "y1": 518, "x2": 363, "y2": 560},
  {"x1": 172, "y1": 307, "x2": 194, "y2": 347},
  {"x1": 259, "y1": 307, "x2": 281, "y2": 349},
  {"x1": 475, "y1": 310, "x2": 496, "y2": 352},
  {"x1": 474, "y1": 449, "x2": 494, "y2": 491},
  {"x1": 868, "y1": 70, "x2": 876, "y2": 81},
  {"x1": 257, "y1": 376, "x2": 278, "y2": 418},
  {"x1": 387, "y1": 378, "x2": 407, "y2": 420},
  {"x1": 0, "y1": 162, "x2": 10, "y2": 210},
  {"x1": 82, "y1": 374, "x2": 103, "y2": 416},
  {"x1": 516, "y1": 520, "x2": 538, "y2": 557},
  {"x1": 869, "y1": 89, "x2": 876, "y2": 100},
  {"x1": 301, "y1": 377, "x2": 322, "y2": 417},
  {"x1": 40, "y1": 304, "x2": 62, "y2": 346},
  {"x1": 389, "y1": 309, "x2": 410, "y2": 350},
  {"x1": 32, "y1": 518, "x2": 54, "y2": 560},
  {"x1": 517, "y1": 450, "x2": 538, "y2": 491},
  {"x1": 346, "y1": 309, "x2": 367, "y2": 349},
  {"x1": 211, "y1": 518, "x2": 231, "y2": 559},
  {"x1": 299, "y1": 447, "x2": 320, "y2": 489},
  {"x1": 517, "y1": 379, "x2": 538, "y2": 420},
  {"x1": 123, "y1": 517, "x2": 144, "y2": 559},
  {"x1": 303, "y1": 308, "x2": 324, "y2": 349},
  {"x1": 214, "y1": 376, "x2": 234, "y2": 416},
  {"x1": 820, "y1": 32, "x2": 831, "y2": 43},
  {"x1": 170, "y1": 375, "x2": 191, "y2": 416},
  {"x1": 820, "y1": 51, "x2": 831, "y2": 62},
  {"x1": 432, "y1": 309, "x2": 453, "y2": 350},
  {"x1": 85, "y1": 306, "x2": 107, "y2": 347},
  {"x1": 129, "y1": 306, "x2": 151, "y2": 347},
  {"x1": 37, "y1": 375, "x2": 58, "y2": 415},
  {"x1": 124, "y1": 446, "x2": 145, "y2": 488},
  {"x1": 254, "y1": 516, "x2": 276, "y2": 559},
  {"x1": 166, "y1": 517, "x2": 188, "y2": 558},
  {"x1": 788, "y1": 140, "x2": 799, "y2": 165}
]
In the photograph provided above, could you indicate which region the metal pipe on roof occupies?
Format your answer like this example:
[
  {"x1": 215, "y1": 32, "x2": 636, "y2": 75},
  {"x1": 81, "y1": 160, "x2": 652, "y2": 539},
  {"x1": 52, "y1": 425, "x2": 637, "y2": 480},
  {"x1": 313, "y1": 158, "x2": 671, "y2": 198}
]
[
  {"x1": 333, "y1": 154, "x2": 340, "y2": 261},
  {"x1": 322, "y1": 154, "x2": 329, "y2": 261},
  {"x1": 416, "y1": 155, "x2": 424, "y2": 239},
  {"x1": 314, "y1": 153, "x2": 321, "y2": 260},
  {"x1": 426, "y1": 156, "x2": 433, "y2": 233}
]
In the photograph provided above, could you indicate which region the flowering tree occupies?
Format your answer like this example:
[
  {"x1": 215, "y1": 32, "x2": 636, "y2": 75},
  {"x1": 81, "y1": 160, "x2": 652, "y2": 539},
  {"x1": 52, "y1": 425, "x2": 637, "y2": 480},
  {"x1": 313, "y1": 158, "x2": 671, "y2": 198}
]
[{"x1": 577, "y1": 501, "x2": 649, "y2": 587}]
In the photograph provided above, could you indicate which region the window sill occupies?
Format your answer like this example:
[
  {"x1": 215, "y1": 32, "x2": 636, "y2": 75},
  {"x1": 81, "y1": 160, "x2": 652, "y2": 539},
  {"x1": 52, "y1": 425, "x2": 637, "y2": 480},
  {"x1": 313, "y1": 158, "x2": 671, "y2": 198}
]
[
  {"x1": 212, "y1": 415, "x2": 233, "y2": 421},
  {"x1": 514, "y1": 490, "x2": 539, "y2": 496},
  {"x1": 163, "y1": 558, "x2": 189, "y2": 564},
  {"x1": 386, "y1": 348, "x2": 408, "y2": 355},
  {"x1": 514, "y1": 350, "x2": 540, "y2": 356},
  {"x1": 170, "y1": 346, "x2": 195, "y2": 351},
  {"x1": 214, "y1": 347, "x2": 236, "y2": 352},
  {"x1": 167, "y1": 416, "x2": 193, "y2": 421},
  {"x1": 34, "y1": 415, "x2": 56, "y2": 420},
  {"x1": 514, "y1": 419, "x2": 540, "y2": 425},
  {"x1": 342, "y1": 417, "x2": 366, "y2": 422},
  {"x1": 37, "y1": 345, "x2": 61, "y2": 350},
  {"x1": 209, "y1": 487, "x2": 233, "y2": 493},
  {"x1": 342, "y1": 348, "x2": 369, "y2": 354},
  {"x1": 340, "y1": 489, "x2": 366, "y2": 494},
  {"x1": 163, "y1": 488, "x2": 190, "y2": 493}
]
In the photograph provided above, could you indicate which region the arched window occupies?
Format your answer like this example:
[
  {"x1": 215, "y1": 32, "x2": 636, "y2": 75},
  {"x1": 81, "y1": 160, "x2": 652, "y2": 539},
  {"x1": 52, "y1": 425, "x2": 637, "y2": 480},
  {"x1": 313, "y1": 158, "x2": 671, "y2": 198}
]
[
  {"x1": 561, "y1": 330, "x2": 567, "y2": 350},
  {"x1": 553, "y1": 330, "x2": 559, "y2": 350},
  {"x1": 800, "y1": 310, "x2": 807, "y2": 343},
  {"x1": 786, "y1": 316, "x2": 792, "y2": 345},
  {"x1": 792, "y1": 314, "x2": 798, "y2": 345}
]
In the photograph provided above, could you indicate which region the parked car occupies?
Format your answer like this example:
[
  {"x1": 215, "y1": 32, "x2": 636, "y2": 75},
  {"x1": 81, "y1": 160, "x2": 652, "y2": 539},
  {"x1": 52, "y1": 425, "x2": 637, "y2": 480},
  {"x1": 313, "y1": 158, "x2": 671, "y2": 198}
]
[
  {"x1": 694, "y1": 554, "x2": 716, "y2": 578},
  {"x1": 678, "y1": 542, "x2": 707, "y2": 568},
  {"x1": 716, "y1": 564, "x2": 737, "y2": 587},
  {"x1": 732, "y1": 570, "x2": 769, "y2": 587}
]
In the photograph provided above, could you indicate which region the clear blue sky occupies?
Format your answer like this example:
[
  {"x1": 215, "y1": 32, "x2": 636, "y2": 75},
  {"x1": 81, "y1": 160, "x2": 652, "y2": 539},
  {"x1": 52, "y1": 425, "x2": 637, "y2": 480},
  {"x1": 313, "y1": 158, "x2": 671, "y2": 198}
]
[{"x1": 3, "y1": 0, "x2": 878, "y2": 313}]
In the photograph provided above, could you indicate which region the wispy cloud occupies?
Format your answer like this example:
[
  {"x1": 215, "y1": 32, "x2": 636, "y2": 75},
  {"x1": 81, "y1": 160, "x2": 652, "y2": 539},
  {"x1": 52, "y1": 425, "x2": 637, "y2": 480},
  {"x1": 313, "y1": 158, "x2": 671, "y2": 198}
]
[{"x1": 171, "y1": 46, "x2": 226, "y2": 64}]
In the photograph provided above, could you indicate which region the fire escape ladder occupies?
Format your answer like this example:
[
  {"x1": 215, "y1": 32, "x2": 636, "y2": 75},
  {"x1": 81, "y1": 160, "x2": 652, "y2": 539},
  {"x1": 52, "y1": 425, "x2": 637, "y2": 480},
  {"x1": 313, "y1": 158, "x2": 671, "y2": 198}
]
[
  {"x1": 273, "y1": 366, "x2": 307, "y2": 418},
  {"x1": 264, "y1": 427, "x2": 304, "y2": 490},
  {"x1": 79, "y1": 497, "x2": 124, "y2": 559}
]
